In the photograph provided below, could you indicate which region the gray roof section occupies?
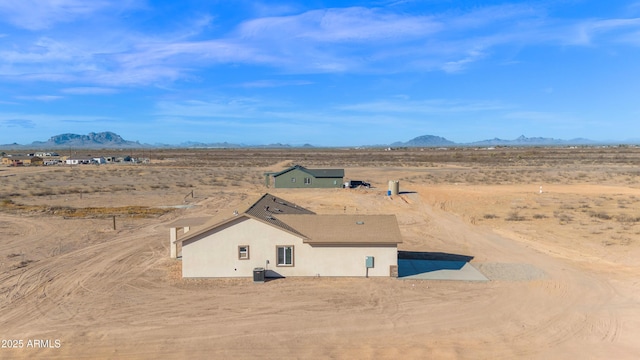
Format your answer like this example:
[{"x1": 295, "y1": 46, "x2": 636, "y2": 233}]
[
  {"x1": 245, "y1": 193, "x2": 315, "y2": 217},
  {"x1": 272, "y1": 165, "x2": 344, "y2": 178},
  {"x1": 176, "y1": 193, "x2": 315, "y2": 244},
  {"x1": 244, "y1": 193, "x2": 316, "y2": 237}
]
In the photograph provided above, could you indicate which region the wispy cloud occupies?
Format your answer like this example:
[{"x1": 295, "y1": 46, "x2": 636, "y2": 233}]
[
  {"x1": 15, "y1": 95, "x2": 63, "y2": 101},
  {"x1": 338, "y1": 98, "x2": 510, "y2": 114},
  {"x1": 441, "y1": 50, "x2": 486, "y2": 73},
  {"x1": 155, "y1": 97, "x2": 300, "y2": 122},
  {"x1": 503, "y1": 111, "x2": 581, "y2": 127},
  {"x1": 3, "y1": 119, "x2": 36, "y2": 128},
  {"x1": 237, "y1": 7, "x2": 440, "y2": 43},
  {"x1": 238, "y1": 80, "x2": 313, "y2": 88},
  {"x1": 0, "y1": 112, "x2": 114, "y2": 123},
  {"x1": 0, "y1": 0, "x2": 118, "y2": 30},
  {"x1": 61, "y1": 87, "x2": 119, "y2": 95},
  {"x1": 568, "y1": 17, "x2": 640, "y2": 45},
  {"x1": 2, "y1": 3, "x2": 640, "y2": 88}
]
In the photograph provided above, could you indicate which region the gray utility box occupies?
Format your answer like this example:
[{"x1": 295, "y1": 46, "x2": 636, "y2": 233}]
[
  {"x1": 365, "y1": 256, "x2": 374, "y2": 268},
  {"x1": 253, "y1": 267, "x2": 265, "y2": 283}
]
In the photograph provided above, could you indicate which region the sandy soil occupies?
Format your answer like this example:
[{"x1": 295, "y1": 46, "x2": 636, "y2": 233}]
[{"x1": 1, "y1": 157, "x2": 639, "y2": 359}]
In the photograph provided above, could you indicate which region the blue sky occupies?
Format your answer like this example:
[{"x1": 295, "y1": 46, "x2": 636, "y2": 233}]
[{"x1": 1, "y1": 1, "x2": 639, "y2": 146}]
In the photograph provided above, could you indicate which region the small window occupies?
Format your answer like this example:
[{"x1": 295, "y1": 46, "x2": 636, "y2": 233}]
[
  {"x1": 238, "y1": 245, "x2": 249, "y2": 260},
  {"x1": 276, "y1": 246, "x2": 294, "y2": 266},
  {"x1": 291, "y1": 177, "x2": 296, "y2": 183},
  {"x1": 304, "y1": 177, "x2": 311, "y2": 185}
]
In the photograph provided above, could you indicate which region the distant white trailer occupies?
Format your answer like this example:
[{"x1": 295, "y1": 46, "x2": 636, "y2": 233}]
[
  {"x1": 93, "y1": 157, "x2": 107, "y2": 164},
  {"x1": 65, "y1": 157, "x2": 93, "y2": 165}
]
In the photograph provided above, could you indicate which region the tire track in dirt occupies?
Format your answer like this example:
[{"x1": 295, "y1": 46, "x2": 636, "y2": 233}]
[
  {"x1": 396, "y1": 188, "x2": 626, "y2": 358},
  {"x1": 0, "y1": 213, "x2": 169, "y2": 335}
]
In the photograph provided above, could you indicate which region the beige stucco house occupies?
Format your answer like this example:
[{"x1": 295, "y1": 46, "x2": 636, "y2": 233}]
[{"x1": 172, "y1": 194, "x2": 402, "y2": 278}]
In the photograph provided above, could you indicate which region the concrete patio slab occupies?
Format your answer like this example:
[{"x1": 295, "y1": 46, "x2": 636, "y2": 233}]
[{"x1": 398, "y1": 259, "x2": 489, "y2": 281}]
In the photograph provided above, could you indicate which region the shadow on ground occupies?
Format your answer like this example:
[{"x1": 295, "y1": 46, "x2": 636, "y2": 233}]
[{"x1": 398, "y1": 251, "x2": 475, "y2": 278}]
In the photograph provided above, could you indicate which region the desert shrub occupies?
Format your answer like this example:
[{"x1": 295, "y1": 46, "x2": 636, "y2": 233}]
[
  {"x1": 506, "y1": 211, "x2": 526, "y2": 221},
  {"x1": 483, "y1": 213, "x2": 498, "y2": 219},
  {"x1": 590, "y1": 211, "x2": 612, "y2": 220},
  {"x1": 554, "y1": 211, "x2": 573, "y2": 223},
  {"x1": 616, "y1": 214, "x2": 640, "y2": 223},
  {"x1": 532, "y1": 214, "x2": 547, "y2": 219},
  {"x1": 14, "y1": 259, "x2": 33, "y2": 269},
  {"x1": 150, "y1": 184, "x2": 170, "y2": 190},
  {"x1": 30, "y1": 189, "x2": 56, "y2": 196}
]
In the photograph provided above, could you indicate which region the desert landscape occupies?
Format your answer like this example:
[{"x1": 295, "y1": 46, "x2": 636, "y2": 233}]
[{"x1": 1, "y1": 146, "x2": 640, "y2": 359}]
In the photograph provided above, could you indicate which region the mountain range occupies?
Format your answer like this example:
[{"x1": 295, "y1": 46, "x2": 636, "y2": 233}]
[
  {"x1": 2, "y1": 132, "x2": 144, "y2": 149},
  {"x1": 0, "y1": 132, "x2": 634, "y2": 150}
]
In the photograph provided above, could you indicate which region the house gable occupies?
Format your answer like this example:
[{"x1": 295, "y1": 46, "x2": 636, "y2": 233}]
[
  {"x1": 178, "y1": 193, "x2": 314, "y2": 245},
  {"x1": 181, "y1": 217, "x2": 305, "y2": 278}
]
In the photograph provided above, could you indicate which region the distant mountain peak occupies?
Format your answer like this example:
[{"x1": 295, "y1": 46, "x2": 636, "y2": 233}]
[
  {"x1": 10, "y1": 131, "x2": 147, "y2": 149},
  {"x1": 47, "y1": 131, "x2": 129, "y2": 145},
  {"x1": 388, "y1": 134, "x2": 604, "y2": 148},
  {"x1": 391, "y1": 134, "x2": 455, "y2": 147}
]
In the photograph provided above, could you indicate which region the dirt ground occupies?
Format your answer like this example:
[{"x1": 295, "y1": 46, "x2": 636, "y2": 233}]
[{"x1": 1, "y1": 148, "x2": 639, "y2": 359}]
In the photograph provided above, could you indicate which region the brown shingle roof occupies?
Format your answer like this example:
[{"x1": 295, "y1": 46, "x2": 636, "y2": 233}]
[
  {"x1": 176, "y1": 194, "x2": 402, "y2": 246},
  {"x1": 277, "y1": 214, "x2": 403, "y2": 245}
]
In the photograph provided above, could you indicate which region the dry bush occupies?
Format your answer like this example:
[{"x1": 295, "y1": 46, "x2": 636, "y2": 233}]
[
  {"x1": 14, "y1": 259, "x2": 34, "y2": 269},
  {"x1": 506, "y1": 211, "x2": 526, "y2": 221},
  {"x1": 0, "y1": 200, "x2": 173, "y2": 218},
  {"x1": 616, "y1": 214, "x2": 640, "y2": 223},
  {"x1": 554, "y1": 211, "x2": 573, "y2": 224},
  {"x1": 590, "y1": 211, "x2": 612, "y2": 220}
]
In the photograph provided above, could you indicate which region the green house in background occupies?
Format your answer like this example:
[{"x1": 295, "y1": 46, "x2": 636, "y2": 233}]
[{"x1": 266, "y1": 165, "x2": 345, "y2": 188}]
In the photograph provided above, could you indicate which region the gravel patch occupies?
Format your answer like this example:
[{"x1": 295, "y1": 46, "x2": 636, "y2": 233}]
[{"x1": 476, "y1": 263, "x2": 547, "y2": 281}]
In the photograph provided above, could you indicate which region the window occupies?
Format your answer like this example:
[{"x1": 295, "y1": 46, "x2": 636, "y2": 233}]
[
  {"x1": 238, "y1": 245, "x2": 249, "y2": 260},
  {"x1": 304, "y1": 177, "x2": 311, "y2": 185},
  {"x1": 276, "y1": 246, "x2": 294, "y2": 266},
  {"x1": 291, "y1": 177, "x2": 296, "y2": 183}
]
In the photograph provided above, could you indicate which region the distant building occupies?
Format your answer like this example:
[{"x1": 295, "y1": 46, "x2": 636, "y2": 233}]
[
  {"x1": 1, "y1": 155, "x2": 43, "y2": 166},
  {"x1": 65, "y1": 157, "x2": 94, "y2": 165},
  {"x1": 265, "y1": 164, "x2": 344, "y2": 188}
]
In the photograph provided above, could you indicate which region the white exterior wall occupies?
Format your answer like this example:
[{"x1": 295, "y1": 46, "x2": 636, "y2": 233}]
[
  {"x1": 294, "y1": 244, "x2": 397, "y2": 277},
  {"x1": 181, "y1": 217, "x2": 397, "y2": 278}
]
